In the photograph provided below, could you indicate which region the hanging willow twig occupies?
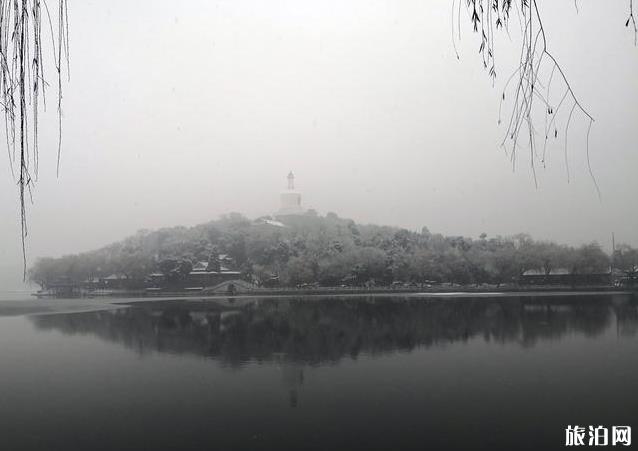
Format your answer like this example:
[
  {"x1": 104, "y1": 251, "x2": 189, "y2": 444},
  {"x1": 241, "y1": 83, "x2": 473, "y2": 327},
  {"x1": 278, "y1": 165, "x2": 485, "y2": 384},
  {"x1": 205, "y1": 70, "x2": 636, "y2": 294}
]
[
  {"x1": 454, "y1": 0, "x2": 633, "y2": 194},
  {"x1": 627, "y1": 0, "x2": 638, "y2": 46},
  {"x1": 1, "y1": 0, "x2": 69, "y2": 278}
]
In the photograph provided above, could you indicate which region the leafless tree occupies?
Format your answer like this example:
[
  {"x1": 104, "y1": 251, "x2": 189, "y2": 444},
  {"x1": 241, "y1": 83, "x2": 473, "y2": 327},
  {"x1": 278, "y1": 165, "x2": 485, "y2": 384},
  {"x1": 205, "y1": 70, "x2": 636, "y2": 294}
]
[
  {"x1": 1, "y1": 0, "x2": 69, "y2": 276},
  {"x1": 454, "y1": 0, "x2": 635, "y2": 191}
]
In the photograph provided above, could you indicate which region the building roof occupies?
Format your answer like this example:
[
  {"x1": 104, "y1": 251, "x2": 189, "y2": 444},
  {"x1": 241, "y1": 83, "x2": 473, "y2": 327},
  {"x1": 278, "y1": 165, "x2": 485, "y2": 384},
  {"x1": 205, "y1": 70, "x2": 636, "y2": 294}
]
[
  {"x1": 522, "y1": 268, "x2": 612, "y2": 276},
  {"x1": 188, "y1": 271, "x2": 242, "y2": 276},
  {"x1": 103, "y1": 274, "x2": 128, "y2": 280},
  {"x1": 192, "y1": 261, "x2": 209, "y2": 271},
  {"x1": 260, "y1": 219, "x2": 286, "y2": 227},
  {"x1": 522, "y1": 268, "x2": 570, "y2": 276}
]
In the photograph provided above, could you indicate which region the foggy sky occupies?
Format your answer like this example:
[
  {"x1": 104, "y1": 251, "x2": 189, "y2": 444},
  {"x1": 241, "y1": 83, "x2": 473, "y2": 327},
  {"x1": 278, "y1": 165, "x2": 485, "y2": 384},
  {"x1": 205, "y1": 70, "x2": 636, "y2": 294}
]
[{"x1": 1, "y1": 0, "x2": 637, "y2": 288}]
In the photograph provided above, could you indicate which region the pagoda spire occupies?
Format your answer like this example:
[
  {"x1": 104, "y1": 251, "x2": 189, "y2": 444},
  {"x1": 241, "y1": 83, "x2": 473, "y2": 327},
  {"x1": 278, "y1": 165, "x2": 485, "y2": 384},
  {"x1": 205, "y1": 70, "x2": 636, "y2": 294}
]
[
  {"x1": 287, "y1": 171, "x2": 295, "y2": 190},
  {"x1": 276, "y1": 171, "x2": 304, "y2": 216}
]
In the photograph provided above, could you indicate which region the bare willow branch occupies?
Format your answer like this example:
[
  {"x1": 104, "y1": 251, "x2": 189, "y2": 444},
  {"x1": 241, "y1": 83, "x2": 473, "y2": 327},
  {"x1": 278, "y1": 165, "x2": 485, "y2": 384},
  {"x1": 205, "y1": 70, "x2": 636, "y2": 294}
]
[
  {"x1": 1, "y1": 0, "x2": 68, "y2": 278},
  {"x1": 628, "y1": 0, "x2": 637, "y2": 45},
  {"x1": 455, "y1": 0, "x2": 613, "y2": 194}
]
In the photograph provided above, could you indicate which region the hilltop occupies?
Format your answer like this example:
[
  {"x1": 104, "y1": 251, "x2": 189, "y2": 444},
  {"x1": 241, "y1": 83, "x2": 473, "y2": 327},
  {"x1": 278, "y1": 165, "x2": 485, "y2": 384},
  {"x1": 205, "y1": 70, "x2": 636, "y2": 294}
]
[{"x1": 28, "y1": 211, "x2": 636, "y2": 290}]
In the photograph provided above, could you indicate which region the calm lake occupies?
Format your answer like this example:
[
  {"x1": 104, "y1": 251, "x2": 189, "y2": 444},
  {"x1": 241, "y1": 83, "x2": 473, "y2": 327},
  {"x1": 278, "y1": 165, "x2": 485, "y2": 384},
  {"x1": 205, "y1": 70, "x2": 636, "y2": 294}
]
[{"x1": 1, "y1": 293, "x2": 636, "y2": 451}]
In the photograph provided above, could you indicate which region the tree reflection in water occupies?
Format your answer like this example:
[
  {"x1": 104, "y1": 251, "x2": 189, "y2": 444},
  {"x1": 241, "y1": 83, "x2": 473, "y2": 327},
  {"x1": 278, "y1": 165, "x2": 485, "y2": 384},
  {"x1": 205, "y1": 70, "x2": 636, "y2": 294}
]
[{"x1": 31, "y1": 295, "x2": 638, "y2": 367}]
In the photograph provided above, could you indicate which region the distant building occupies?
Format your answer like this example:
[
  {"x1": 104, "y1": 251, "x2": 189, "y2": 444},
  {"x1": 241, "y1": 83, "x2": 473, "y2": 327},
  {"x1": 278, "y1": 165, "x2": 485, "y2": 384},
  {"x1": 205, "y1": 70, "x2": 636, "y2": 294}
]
[
  {"x1": 519, "y1": 268, "x2": 611, "y2": 286},
  {"x1": 255, "y1": 218, "x2": 286, "y2": 228},
  {"x1": 191, "y1": 261, "x2": 209, "y2": 272},
  {"x1": 146, "y1": 254, "x2": 243, "y2": 290},
  {"x1": 102, "y1": 273, "x2": 130, "y2": 289},
  {"x1": 185, "y1": 270, "x2": 242, "y2": 288},
  {"x1": 186, "y1": 255, "x2": 241, "y2": 288},
  {"x1": 36, "y1": 277, "x2": 81, "y2": 297},
  {"x1": 275, "y1": 171, "x2": 305, "y2": 217}
]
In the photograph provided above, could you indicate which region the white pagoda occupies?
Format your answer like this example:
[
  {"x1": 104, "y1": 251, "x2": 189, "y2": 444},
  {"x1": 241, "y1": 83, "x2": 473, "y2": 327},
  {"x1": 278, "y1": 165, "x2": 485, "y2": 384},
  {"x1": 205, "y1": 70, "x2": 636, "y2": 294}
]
[{"x1": 275, "y1": 171, "x2": 305, "y2": 216}]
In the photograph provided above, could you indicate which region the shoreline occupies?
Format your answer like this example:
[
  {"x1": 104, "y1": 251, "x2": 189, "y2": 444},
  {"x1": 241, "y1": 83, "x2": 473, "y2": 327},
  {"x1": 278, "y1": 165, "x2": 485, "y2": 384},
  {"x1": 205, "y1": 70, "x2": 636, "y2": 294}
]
[
  {"x1": 0, "y1": 287, "x2": 634, "y2": 318},
  {"x1": 85, "y1": 284, "x2": 633, "y2": 298}
]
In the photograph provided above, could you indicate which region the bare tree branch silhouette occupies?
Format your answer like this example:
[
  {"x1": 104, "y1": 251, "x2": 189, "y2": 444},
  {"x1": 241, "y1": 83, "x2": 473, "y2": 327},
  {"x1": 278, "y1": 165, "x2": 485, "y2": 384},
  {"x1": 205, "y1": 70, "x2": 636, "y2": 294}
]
[
  {"x1": 1, "y1": 0, "x2": 69, "y2": 278},
  {"x1": 454, "y1": 0, "x2": 634, "y2": 192}
]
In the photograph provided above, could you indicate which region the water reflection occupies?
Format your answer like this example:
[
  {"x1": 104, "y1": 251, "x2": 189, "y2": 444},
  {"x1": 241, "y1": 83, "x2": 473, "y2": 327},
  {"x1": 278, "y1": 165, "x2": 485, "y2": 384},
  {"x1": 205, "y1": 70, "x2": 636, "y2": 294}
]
[
  {"x1": 9, "y1": 294, "x2": 638, "y2": 450},
  {"x1": 31, "y1": 294, "x2": 638, "y2": 366}
]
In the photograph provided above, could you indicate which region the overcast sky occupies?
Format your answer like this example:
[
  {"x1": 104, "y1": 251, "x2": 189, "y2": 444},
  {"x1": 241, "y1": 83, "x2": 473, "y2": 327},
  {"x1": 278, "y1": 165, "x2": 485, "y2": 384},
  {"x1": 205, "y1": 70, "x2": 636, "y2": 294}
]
[{"x1": 1, "y1": 0, "x2": 637, "y2": 288}]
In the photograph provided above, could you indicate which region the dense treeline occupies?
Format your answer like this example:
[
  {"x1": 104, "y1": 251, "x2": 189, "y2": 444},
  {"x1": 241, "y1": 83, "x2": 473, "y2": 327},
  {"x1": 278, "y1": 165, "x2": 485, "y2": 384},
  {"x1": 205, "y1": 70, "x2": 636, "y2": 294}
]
[{"x1": 29, "y1": 212, "x2": 637, "y2": 288}]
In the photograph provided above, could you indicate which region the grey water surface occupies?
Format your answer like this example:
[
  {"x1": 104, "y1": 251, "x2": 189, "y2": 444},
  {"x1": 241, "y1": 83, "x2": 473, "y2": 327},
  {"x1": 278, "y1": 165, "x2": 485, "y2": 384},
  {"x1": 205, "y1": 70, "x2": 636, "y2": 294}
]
[{"x1": 1, "y1": 293, "x2": 636, "y2": 451}]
